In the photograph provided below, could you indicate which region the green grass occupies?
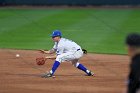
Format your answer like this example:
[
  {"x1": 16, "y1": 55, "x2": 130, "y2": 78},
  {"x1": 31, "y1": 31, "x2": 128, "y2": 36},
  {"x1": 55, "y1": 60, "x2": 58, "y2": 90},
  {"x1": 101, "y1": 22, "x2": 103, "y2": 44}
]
[{"x1": 0, "y1": 8, "x2": 140, "y2": 54}]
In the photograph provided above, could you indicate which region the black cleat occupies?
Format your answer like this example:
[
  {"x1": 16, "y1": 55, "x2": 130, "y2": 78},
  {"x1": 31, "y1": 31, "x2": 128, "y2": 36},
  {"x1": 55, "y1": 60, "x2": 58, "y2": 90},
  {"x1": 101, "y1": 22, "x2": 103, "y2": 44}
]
[
  {"x1": 87, "y1": 71, "x2": 94, "y2": 76},
  {"x1": 41, "y1": 72, "x2": 53, "y2": 78}
]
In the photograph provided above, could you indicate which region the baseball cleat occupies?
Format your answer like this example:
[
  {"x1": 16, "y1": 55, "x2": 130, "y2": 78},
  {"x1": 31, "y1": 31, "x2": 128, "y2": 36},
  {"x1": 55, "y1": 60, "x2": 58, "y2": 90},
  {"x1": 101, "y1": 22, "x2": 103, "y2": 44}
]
[
  {"x1": 41, "y1": 72, "x2": 53, "y2": 78},
  {"x1": 87, "y1": 71, "x2": 94, "y2": 76}
]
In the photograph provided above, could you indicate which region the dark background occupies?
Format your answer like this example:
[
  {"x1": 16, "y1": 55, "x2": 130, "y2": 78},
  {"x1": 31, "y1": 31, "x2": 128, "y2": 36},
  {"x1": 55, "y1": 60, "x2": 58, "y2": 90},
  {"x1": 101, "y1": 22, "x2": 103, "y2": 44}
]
[{"x1": 0, "y1": 0, "x2": 140, "y2": 6}]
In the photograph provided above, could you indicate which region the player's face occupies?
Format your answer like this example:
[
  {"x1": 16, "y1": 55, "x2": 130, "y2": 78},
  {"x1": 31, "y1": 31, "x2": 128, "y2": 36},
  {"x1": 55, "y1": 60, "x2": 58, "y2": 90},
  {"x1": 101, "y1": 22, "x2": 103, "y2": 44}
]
[
  {"x1": 52, "y1": 36, "x2": 60, "y2": 42},
  {"x1": 127, "y1": 46, "x2": 131, "y2": 56},
  {"x1": 127, "y1": 46, "x2": 135, "y2": 57}
]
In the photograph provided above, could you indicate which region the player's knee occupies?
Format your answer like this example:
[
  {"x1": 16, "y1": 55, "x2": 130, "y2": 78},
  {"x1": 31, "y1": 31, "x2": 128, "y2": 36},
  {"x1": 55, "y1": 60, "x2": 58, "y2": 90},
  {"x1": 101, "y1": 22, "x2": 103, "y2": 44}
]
[
  {"x1": 55, "y1": 58, "x2": 62, "y2": 63},
  {"x1": 56, "y1": 55, "x2": 63, "y2": 63},
  {"x1": 72, "y1": 62, "x2": 80, "y2": 67},
  {"x1": 55, "y1": 60, "x2": 61, "y2": 64}
]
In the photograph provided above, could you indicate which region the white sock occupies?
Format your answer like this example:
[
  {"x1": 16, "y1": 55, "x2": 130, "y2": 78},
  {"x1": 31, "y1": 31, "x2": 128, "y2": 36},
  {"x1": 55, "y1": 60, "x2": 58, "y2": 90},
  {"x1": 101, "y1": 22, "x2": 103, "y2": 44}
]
[
  {"x1": 50, "y1": 70, "x2": 53, "y2": 74},
  {"x1": 86, "y1": 70, "x2": 90, "y2": 73}
]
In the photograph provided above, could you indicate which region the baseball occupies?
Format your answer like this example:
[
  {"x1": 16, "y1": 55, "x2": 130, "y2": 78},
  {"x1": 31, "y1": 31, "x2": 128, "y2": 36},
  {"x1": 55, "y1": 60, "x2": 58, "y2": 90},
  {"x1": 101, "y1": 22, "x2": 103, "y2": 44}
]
[{"x1": 16, "y1": 54, "x2": 20, "y2": 57}]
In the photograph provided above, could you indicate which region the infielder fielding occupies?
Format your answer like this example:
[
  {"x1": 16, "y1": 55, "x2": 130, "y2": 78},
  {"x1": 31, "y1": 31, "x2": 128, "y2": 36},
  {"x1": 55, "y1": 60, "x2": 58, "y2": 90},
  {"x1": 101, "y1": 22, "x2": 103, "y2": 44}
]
[{"x1": 40, "y1": 30, "x2": 94, "y2": 78}]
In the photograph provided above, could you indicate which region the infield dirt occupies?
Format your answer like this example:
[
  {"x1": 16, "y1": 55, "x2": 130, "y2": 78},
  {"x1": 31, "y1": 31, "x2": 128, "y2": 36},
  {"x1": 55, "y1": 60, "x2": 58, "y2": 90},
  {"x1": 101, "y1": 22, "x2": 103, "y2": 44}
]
[{"x1": 0, "y1": 49, "x2": 129, "y2": 93}]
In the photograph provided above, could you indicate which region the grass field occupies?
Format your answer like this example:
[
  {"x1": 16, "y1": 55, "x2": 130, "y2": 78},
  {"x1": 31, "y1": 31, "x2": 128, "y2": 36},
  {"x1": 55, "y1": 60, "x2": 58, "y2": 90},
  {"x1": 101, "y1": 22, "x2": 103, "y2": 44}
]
[{"x1": 0, "y1": 8, "x2": 140, "y2": 54}]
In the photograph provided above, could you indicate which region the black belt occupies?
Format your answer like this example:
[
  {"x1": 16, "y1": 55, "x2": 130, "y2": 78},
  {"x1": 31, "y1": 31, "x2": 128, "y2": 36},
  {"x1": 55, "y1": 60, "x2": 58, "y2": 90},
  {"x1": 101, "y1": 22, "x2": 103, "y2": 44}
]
[{"x1": 77, "y1": 49, "x2": 80, "y2": 51}]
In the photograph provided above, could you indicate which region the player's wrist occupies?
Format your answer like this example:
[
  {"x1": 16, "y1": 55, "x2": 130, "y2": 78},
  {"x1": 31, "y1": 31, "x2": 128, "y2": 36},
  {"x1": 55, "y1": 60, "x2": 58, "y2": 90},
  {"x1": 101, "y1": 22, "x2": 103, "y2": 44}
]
[
  {"x1": 45, "y1": 56, "x2": 51, "y2": 59},
  {"x1": 44, "y1": 51, "x2": 50, "y2": 54}
]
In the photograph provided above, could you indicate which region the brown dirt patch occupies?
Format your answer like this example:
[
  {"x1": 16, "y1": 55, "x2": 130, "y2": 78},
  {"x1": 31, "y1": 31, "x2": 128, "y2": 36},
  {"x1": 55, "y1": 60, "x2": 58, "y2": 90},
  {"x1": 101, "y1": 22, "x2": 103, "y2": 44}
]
[{"x1": 0, "y1": 49, "x2": 129, "y2": 93}]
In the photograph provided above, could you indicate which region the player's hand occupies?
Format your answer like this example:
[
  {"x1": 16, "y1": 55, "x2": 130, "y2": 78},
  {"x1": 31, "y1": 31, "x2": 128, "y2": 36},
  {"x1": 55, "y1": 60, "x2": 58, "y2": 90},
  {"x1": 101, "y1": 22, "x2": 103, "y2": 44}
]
[
  {"x1": 39, "y1": 50, "x2": 49, "y2": 54},
  {"x1": 82, "y1": 49, "x2": 87, "y2": 54}
]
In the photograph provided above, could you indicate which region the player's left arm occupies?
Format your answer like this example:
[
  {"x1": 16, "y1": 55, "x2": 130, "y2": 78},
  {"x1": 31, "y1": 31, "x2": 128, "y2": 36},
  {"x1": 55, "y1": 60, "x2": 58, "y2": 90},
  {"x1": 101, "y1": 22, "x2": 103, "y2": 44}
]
[{"x1": 45, "y1": 55, "x2": 57, "y2": 59}]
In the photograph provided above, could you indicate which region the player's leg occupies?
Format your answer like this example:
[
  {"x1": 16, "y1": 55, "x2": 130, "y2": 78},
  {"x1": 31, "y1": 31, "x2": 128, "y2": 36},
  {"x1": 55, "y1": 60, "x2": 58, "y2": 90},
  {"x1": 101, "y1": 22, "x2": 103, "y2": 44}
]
[
  {"x1": 42, "y1": 53, "x2": 69, "y2": 78},
  {"x1": 71, "y1": 60, "x2": 94, "y2": 76},
  {"x1": 48, "y1": 53, "x2": 77, "y2": 76},
  {"x1": 41, "y1": 60, "x2": 60, "y2": 78},
  {"x1": 50, "y1": 60, "x2": 60, "y2": 75},
  {"x1": 72, "y1": 49, "x2": 94, "y2": 76}
]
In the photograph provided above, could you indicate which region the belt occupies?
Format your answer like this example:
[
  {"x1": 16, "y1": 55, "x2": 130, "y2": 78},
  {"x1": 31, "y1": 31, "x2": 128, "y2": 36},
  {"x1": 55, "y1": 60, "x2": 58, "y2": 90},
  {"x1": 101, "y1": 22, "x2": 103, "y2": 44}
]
[{"x1": 77, "y1": 49, "x2": 80, "y2": 51}]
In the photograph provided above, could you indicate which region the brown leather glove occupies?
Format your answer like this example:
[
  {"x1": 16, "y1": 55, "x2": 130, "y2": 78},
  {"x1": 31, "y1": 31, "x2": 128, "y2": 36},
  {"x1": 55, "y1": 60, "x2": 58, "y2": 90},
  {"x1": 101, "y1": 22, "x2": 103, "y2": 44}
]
[{"x1": 36, "y1": 57, "x2": 46, "y2": 65}]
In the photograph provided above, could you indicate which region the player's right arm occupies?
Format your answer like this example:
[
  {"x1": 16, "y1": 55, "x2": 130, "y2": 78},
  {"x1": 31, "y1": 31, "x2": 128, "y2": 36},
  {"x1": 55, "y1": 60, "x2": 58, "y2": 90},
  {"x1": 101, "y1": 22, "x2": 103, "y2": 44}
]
[
  {"x1": 40, "y1": 49, "x2": 56, "y2": 54},
  {"x1": 40, "y1": 42, "x2": 57, "y2": 54}
]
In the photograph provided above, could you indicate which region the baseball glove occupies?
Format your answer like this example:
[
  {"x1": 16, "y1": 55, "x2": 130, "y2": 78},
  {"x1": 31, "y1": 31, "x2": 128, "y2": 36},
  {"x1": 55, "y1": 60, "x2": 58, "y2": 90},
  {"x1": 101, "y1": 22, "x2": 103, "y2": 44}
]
[
  {"x1": 82, "y1": 49, "x2": 87, "y2": 54},
  {"x1": 36, "y1": 57, "x2": 46, "y2": 65}
]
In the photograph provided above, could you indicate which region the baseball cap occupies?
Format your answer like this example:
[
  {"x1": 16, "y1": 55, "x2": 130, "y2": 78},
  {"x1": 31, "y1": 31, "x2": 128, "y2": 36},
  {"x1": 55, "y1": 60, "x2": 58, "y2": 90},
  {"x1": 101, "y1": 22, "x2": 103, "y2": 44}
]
[
  {"x1": 51, "y1": 30, "x2": 62, "y2": 37},
  {"x1": 126, "y1": 33, "x2": 140, "y2": 47}
]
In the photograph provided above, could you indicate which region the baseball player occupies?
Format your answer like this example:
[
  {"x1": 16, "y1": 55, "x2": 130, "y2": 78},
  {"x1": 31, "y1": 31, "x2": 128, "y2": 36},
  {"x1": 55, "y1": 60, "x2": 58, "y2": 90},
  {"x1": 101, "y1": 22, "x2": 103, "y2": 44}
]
[
  {"x1": 126, "y1": 33, "x2": 140, "y2": 93},
  {"x1": 40, "y1": 30, "x2": 94, "y2": 78}
]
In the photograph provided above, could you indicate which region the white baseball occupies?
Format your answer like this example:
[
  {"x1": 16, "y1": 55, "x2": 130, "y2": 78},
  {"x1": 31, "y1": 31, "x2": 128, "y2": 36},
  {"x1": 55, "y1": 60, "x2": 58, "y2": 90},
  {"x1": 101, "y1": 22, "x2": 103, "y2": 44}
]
[{"x1": 16, "y1": 54, "x2": 20, "y2": 57}]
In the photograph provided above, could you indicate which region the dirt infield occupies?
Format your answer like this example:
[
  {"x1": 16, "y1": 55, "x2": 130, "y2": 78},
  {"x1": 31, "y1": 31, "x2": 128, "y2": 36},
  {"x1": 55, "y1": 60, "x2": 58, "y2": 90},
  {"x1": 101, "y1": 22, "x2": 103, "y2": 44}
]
[{"x1": 0, "y1": 49, "x2": 129, "y2": 93}]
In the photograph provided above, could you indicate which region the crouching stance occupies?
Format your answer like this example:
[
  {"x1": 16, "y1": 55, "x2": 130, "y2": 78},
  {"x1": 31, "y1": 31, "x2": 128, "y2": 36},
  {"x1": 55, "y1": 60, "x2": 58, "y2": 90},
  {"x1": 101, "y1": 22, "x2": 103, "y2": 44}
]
[{"x1": 40, "y1": 30, "x2": 94, "y2": 78}]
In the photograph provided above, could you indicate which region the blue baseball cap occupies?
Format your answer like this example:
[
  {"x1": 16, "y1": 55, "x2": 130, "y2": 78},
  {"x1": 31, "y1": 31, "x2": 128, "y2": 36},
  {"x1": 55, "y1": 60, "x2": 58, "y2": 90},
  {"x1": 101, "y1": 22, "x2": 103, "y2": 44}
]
[{"x1": 51, "y1": 30, "x2": 62, "y2": 37}]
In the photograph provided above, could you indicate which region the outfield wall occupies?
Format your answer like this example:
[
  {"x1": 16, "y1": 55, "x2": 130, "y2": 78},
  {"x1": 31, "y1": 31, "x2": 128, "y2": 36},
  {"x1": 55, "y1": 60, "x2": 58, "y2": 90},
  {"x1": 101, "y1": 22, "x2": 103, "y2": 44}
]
[{"x1": 0, "y1": 0, "x2": 140, "y2": 6}]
